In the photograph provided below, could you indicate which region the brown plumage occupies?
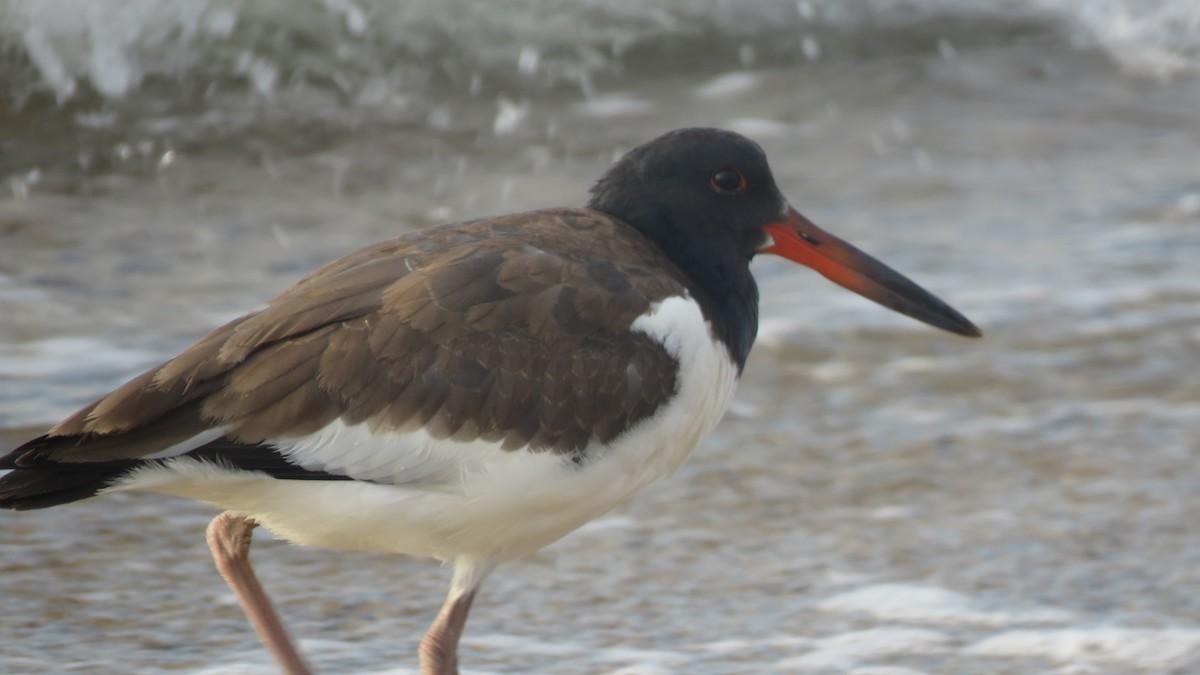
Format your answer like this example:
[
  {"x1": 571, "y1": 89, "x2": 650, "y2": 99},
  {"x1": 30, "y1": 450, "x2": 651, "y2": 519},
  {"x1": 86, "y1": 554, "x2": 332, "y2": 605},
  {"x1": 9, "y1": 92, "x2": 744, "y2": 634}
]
[{"x1": 2, "y1": 208, "x2": 687, "y2": 501}]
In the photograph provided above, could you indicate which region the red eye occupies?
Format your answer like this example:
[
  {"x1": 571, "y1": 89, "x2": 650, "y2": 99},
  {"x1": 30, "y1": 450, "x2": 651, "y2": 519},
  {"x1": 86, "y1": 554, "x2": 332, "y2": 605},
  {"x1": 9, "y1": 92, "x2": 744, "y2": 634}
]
[{"x1": 710, "y1": 169, "x2": 746, "y2": 194}]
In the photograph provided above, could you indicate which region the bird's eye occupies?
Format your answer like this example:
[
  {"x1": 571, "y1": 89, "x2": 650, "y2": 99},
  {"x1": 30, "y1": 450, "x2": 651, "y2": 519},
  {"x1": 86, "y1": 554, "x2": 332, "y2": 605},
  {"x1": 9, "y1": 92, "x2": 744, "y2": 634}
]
[{"x1": 710, "y1": 169, "x2": 746, "y2": 195}]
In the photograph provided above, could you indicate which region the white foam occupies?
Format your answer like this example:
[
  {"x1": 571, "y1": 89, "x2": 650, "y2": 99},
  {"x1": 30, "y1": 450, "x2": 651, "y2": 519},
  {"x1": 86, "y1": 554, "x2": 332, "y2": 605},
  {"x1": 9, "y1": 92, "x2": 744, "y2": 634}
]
[
  {"x1": 573, "y1": 94, "x2": 653, "y2": 117},
  {"x1": 465, "y1": 633, "x2": 580, "y2": 656},
  {"x1": 693, "y1": 71, "x2": 760, "y2": 98},
  {"x1": 191, "y1": 660, "x2": 277, "y2": 675},
  {"x1": 820, "y1": 584, "x2": 1075, "y2": 626},
  {"x1": 1068, "y1": 0, "x2": 1200, "y2": 79},
  {"x1": 775, "y1": 627, "x2": 948, "y2": 670},
  {"x1": 965, "y1": 627, "x2": 1200, "y2": 668},
  {"x1": 191, "y1": 667, "x2": 278, "y2": 675},
  {"x1": 492, "y1": 96, "x2": 528, "y2": 135},
  {"x1": 593, "y1": 646, "x2": 690, "y2": 666},
  {"x1": 752, "y1": 317, "x2": 800, "y2": 347},
  {"x1": 604, "y1": 666, "x2": 675, "y2": 675},
  {"x1": 807, "y1": 361, "x2": 860, "y2": 384},
  {"x1": 700, "y1": 639, "x2": 755, "y2": 654},
  {"x1": 6, "y1": 0, "x2": 1200, "y2": 115},
  {"x1": 726, "y1": 118, "x2": 793, "y2": 138}
]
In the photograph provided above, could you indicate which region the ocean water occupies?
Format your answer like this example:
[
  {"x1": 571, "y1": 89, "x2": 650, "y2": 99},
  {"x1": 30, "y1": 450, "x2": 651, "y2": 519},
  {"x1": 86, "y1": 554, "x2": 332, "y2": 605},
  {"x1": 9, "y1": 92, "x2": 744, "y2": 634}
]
[{"x1": 1, "y1": 0, "x2": 1198, "y2": 672}]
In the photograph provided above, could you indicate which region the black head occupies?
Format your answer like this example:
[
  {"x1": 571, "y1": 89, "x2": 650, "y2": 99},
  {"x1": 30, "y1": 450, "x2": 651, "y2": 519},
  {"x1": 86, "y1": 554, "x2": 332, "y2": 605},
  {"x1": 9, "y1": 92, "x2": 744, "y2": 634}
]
[
  {"x1": 587, "y1": 128, "x2": 791, "y2": 367},
  {"x1": 588, "y1": 128, "x2": 789, "y2": 269}
]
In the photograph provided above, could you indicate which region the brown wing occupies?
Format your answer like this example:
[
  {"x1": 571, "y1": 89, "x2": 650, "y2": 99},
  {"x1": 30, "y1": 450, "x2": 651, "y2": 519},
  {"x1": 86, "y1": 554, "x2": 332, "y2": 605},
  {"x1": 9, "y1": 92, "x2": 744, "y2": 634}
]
[{"x1": 3, "y1": 209, "x2": 688, "y2": 476}]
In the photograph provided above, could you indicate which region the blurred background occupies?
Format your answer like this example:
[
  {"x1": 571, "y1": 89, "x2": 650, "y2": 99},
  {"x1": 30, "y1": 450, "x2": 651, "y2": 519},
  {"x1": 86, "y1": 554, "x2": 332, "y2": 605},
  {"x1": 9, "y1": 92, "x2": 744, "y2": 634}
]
[{"x1": 1, "y1": 0, "x2": 1198, "y2": 672}]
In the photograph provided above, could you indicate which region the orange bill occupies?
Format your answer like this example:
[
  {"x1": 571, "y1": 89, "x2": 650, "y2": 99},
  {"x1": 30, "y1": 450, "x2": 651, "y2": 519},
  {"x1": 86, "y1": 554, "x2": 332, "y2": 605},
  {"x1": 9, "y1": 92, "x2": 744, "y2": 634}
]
[{"x1": 763, "y1": 207, "x2": 982, "y2": 337}]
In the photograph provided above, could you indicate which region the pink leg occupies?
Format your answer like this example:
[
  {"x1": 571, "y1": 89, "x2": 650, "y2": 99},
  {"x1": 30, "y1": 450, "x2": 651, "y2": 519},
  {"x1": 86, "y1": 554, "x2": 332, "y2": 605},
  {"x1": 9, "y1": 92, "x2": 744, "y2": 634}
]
[
  {"x1": 418, "y1": 558, "x2": 495, "y2": 675},
  {"x1": 418, "y1": 590, "x2": 476, "y2": 675},
  {"x1": 206, "y1": 512, "x2": 312, "y2": 675}
]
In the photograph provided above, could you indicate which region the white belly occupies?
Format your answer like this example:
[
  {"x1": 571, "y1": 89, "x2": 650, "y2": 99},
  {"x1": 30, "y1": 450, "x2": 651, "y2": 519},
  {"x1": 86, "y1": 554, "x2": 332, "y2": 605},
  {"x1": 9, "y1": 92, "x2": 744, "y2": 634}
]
[{"x1": 111, "y1": 296, "x2": 739, "y2": 562}]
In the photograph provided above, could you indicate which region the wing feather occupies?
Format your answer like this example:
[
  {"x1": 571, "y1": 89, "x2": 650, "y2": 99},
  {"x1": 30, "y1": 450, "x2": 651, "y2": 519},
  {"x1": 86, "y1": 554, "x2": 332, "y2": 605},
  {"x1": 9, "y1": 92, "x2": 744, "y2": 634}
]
[{"x1": 1, "y1": 209, "x2": 692, "y2": 500}]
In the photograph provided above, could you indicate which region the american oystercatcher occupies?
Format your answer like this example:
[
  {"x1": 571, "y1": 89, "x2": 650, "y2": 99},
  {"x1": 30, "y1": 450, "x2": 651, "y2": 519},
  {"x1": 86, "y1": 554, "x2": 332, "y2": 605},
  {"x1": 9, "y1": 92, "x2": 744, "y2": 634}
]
[{"x1": 0, "y1": 128, "x2": 979, "y2": 674}]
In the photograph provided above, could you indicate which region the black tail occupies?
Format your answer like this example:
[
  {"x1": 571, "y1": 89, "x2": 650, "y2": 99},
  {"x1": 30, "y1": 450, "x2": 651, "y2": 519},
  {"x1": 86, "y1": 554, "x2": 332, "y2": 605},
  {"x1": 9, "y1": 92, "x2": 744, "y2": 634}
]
[
  {"x1": 1, "y1": 437, "x2": 139, "y2": 510},
  {"x1": 0, "y1": 465, "x2": 134, "y2": 510},
  {"x1": 1, "y1": 434, "x2": 138, "y2": 510},
  {"x1": 2, "y1": 434, "x2": 352, "y2": 510}
]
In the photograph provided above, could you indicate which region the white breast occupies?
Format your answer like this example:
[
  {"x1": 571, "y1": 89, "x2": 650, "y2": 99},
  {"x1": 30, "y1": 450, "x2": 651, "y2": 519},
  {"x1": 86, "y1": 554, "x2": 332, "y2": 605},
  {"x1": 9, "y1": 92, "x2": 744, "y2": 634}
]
[{"x1": 112, "y1": 295, "x2": 740, "y2": 562}]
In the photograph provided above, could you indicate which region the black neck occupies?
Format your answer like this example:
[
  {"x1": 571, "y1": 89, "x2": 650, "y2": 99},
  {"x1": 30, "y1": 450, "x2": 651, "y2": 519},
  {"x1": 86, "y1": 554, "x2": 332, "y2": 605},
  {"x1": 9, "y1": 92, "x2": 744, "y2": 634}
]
[
  {"x1": 677, "y1": 251, "x2": 759, "y2": 372},
  {"x1": 588, "y1": 162, "x2": 764, "y2": 371},
  {"x1": 606, "y1": 205, "x2": 760, "y2": 370}
]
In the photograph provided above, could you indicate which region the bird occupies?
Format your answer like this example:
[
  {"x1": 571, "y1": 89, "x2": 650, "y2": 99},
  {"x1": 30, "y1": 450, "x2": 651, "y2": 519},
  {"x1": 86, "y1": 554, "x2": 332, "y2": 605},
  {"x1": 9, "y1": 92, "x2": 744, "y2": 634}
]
[{"x1": 0, "y1": 127, "x2": 980, "y2": 674}]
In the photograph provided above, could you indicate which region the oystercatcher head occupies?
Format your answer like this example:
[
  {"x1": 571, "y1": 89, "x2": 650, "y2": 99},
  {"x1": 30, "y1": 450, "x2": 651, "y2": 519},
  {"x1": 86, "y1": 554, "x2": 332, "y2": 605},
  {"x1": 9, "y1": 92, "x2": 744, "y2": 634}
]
[
  {"x1": 589, "y1": 127, "x2": 979, "y2": 366},
  {"x1": 0, "y1": 128, "x2": 978, "y2": 674}
]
